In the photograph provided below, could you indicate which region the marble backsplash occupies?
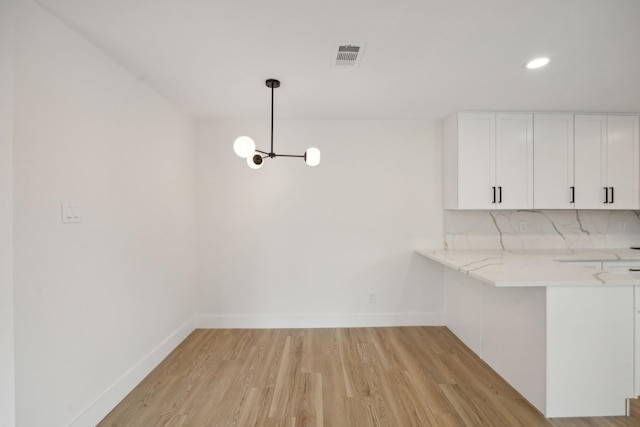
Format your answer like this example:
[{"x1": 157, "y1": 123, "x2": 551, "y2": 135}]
[{"x1": 445, "y1": 210, "x2": 640, "y2": 250}]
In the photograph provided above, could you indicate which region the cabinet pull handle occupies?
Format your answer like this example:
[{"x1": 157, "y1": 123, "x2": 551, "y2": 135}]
[
  {"x1": 629, "y1": 269, "x2": 640, "y2": 272},
  {"x1": 498, "y1": 186, "x2": 502, "y2": 204},
  {"x1": 603, "y1": 187, "x2": 609, "y2": 203},
  {"x1": 570, "y1": 186, "x2": 575, "y2": 204},
  {"x1": 610, "y1": 187, "x2": 614, "y2": 204},
  {"x1": 492, "y1": 186, "x2": 496, "y2": 204}
]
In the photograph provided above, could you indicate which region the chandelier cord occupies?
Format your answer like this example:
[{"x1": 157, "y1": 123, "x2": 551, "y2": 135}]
[{"x1": 270, "y1": 83, "x2": 274, "y2": 156}]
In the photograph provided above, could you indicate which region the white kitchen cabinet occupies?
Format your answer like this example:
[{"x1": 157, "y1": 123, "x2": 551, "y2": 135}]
[
  {"x1": 574, "y1": 115, "x2": 640, "y2": 209},
  {"x1": 602, "y1": 260, "x2": 640, "y2": 399},
  {"x1": 496, "y1": 114, "x2": 534, "y2": 209},
  {"x1": 445, "y1": 111, "x2": 639, "y2": 210},
  {"x1": 602, "y1": 260, "x2": 640, "y2": 274},
  {"x1": 444, "y1": 113, "x2": 494, "y2": 209},
  {"x1": 637, "y1": 286, "x2": 640, "y2": 398},
  {"x1": 533, "y1": 114, "x2": 574, "y2": 209},
  {"x1": 443, "y1": 265, "x2": 633, "y2": 417},
  {"x1": 444, "y1": 112, "x2": 533, "y2": 209},
  {"x1": 546, "y1": 285, "x2": 634, "y2": 416},
  {"x1": 556, "y1": 260, "x2": 602, "y2": 270}
]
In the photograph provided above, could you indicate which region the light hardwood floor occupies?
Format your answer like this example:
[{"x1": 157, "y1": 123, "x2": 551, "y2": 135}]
[{"x1": 99, "y1": 327, "x2": 640, "y2": 426}]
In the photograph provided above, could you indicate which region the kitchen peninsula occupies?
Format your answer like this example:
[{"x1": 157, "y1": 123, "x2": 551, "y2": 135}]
[{"x1": 417, "y1": 248, "x2": 639, "y2": 418}]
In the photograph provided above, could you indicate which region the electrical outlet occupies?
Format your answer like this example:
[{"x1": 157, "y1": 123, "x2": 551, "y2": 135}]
[
  {"x1": 519, "y1": 221, "x2": 527, "y2": 232},
  {"x1": 619, "y1": 221, "x2": 626, "y2": 231},
  {"x1": 368, "y1": 292, "x2": 376, "y2": 304}
]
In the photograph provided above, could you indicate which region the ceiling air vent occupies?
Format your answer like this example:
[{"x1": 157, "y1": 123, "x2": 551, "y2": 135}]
[{"x1": 333, "y1": 43, "x2": 366, "y2": 68}]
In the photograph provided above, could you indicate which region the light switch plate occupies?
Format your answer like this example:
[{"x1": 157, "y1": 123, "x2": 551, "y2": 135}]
[{"x1": 62, "y1": 201, "x2": 81, "y2": 223}]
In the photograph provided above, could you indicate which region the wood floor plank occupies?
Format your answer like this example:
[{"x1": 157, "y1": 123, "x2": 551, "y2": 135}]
[
  {"x1": 99, "y1": 327, "x2": 640, "y2": 427},
  {"x1": 252, "y1": 329, "x2": 287, "y2": 389},
  {"x1": 269, "y1": 335, "x2": 293, "y2": 418},
  {"x1": 441, "y1": 352, "x2": 532, "y2": 426},
  {"x1": 335, "y1": 329, "x2": 355, "y2": 398},
  {"x1": 439, "y1": 383, "x2": 492, "y2": 426},
  {"x1": 355, "y1": 341, "x2": 395, "y2": 426},
  {"x1": 319, "y1": 332, "x2": 349, "y2": 426},
  {"x1": 289, "y1": 372, "x2": 318, "y2": 427}
]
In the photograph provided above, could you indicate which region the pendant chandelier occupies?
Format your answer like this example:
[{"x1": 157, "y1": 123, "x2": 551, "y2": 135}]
[{"x1": 233, "y1": 79, "x2": 321, "y2": 169}]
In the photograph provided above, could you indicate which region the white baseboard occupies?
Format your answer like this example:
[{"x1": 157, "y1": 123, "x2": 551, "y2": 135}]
[
  {"x1": 196, "y1": 312, "x2": 445, "y2": 329},
  {"x1": 68, "y1": 315, "x2": 196, "y2": 427}
]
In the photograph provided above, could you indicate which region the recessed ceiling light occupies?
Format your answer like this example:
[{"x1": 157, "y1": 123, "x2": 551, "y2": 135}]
[{"x1": 525, "y1": 57, "x2": 550, "y2": 69}]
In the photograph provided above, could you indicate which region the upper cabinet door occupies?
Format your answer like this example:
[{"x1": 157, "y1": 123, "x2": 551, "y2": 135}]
[
  {"x1": 496, "y1": 114, "x2": 533, "y2": 209},
  {"x1": 574, "y1": 115, "x2": 607, "y2": 209},
  {"x1": 446, "y1": 113, "x2": 496, "y2": 209},
  {"x1": 575, "y1": 114, "x2": 640, "y2": 210},
  {"x1": 444, "y1": 112, "x2": 532, "y2": 210},
  {"x1": 606, "y1": 115, "x2": 639, "y2": 210},
  {"x1": 458, "y1": 113, "x2": 496, "y2": 209},
  {"x1": 533, "y1": 114, "x2": 574, "y2": 209}
]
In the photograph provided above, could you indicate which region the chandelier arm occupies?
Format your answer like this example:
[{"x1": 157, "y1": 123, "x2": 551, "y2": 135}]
[
  {"x1": 274, "y1": 154, "x2": 305, "y2": 158},
  {"x1": 255, "y1": 149, "x2": 269, "y2": 155}
]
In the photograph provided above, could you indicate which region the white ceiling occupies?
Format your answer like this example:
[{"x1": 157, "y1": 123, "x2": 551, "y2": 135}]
[{"x1": 34, "y1": 0, "x2": 640, "y2": 120}]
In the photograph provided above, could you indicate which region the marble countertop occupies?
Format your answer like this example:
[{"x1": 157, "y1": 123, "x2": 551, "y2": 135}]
[{"x1": 416, "y1": 248, "x2": 640, "y2": 287}]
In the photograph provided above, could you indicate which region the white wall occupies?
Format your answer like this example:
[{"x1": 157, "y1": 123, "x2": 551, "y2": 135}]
[
  {"x1": 13, "y1": 1, "x2": 197, "y2": 426},
  {"x1": 0, "y1": 0, "x2": 16, "y2": 425},
  {"x1": 196, "y1": 119, "x2": 444, "y2": 328}
]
